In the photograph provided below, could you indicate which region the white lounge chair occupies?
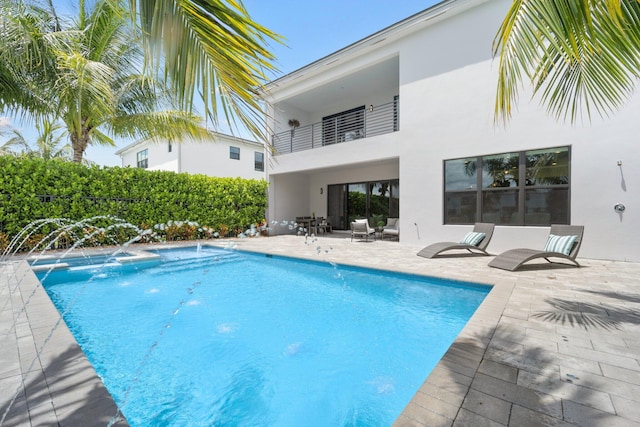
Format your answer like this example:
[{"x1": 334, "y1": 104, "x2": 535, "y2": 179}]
[
  {"x1": 381, "y1": 218, "x2": 399, "y2": 240},
  {"x1": 350, "y1": 219, "x2": 375, "y2": 241}
]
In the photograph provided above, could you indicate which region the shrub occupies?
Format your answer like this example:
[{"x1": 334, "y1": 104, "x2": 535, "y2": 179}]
[{"x1": 0, "y1": 157, "x2": 268, "y2": 247}]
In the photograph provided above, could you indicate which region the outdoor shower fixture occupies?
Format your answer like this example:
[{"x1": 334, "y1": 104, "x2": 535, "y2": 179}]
[{"x1": 615, "y1": 160, "x2": 626, "y2": 214}]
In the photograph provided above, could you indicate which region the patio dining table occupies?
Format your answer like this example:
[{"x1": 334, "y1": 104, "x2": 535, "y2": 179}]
[{"x1": 295, "y1": 217, "x2": 316, "y2": 235}]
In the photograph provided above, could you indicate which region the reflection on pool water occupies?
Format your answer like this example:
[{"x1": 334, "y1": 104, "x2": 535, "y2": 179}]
[{"x1": 37, "y1": 245, "x2": 490, "y2": 426}]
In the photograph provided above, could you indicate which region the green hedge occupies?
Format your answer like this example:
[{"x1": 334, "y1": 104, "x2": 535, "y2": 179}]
[{"x1": 0, "y1": 156, "x2": 268, "y2": 238}]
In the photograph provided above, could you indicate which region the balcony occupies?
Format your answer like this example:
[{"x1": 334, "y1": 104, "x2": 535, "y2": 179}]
[{"x1": 271, "y1": 99, "x2": 399, "y2": 155}]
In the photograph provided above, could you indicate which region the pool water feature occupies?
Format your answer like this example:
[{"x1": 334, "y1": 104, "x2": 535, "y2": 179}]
[
  {"x1": 29, "y1": 252, "x2": 132, "y2": 270},
  {"x1": 37, "y1": 246, "x2": 490, "y2": 426}
]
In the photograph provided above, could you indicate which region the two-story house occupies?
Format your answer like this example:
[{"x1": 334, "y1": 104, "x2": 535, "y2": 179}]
[
  {"x1": 115, "y1": 132, "x2": 267, "y2": 180},
  {"x1": 261, "y1": 0, "x2": 639, "y2": 262}
]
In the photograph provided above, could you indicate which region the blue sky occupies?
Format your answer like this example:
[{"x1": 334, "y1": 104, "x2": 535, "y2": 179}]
[
  {"x1": 2, "y1": 1, "x2": 439, "y2": 166},
  {"x1": 243, "y1": 1, "x2": 438, "y2": 79}
]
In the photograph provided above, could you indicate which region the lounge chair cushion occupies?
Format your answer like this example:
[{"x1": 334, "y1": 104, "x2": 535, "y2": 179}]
[
  {"x1": 459, "y1": 231, "x2": 485, "y2": 246},
  {"x1": 544, "y1": 234, "x2": 577, "y2": 256}
]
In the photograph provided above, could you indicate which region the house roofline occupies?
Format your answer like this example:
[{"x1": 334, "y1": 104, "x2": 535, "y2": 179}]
[
  {"x1": 262, "y1": 0, "x2": 482, "y2": 92},
  {"x1": 114, "y1": 131, "x2": 262, "y2": 157}
]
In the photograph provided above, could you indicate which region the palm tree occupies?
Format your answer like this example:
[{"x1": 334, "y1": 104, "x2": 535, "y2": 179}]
[
  {"x1": 0, "y1": 130, "x2": 26, "y2": 156},
  {"x1": 11, "y1": 119, "x2": 79, "y2": 163},
  {"x1": 493, "y1": 0, "x2": 640, "y2": 124},
  {"x1": 0, "y1": 0, "x2": 217, "y2": 163}
]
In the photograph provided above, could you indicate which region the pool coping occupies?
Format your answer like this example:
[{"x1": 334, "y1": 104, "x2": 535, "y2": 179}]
[
  {"x1": 2, "y1": 236, "x2": 640, "y2": 426},
  {"x1": 0, "y1": 260, "x2": 128, "y2": 426}
]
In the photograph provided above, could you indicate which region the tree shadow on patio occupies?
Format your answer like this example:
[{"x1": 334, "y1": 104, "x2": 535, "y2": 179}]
[
  {"x1": 583, "y1": 289, "x2": 640, "y2": 305},
  {"x1": 398, "y1": 280, "x2": 640, "y2": 425},
  {"x1": 1, "y1": 344, "x2": 127, "y2": 427},
  {"x1": 398, "y1": 322, "x2": 639, "y2": 426},
  {"x1": 532, "y1": 297, "x2": 640, "y2": 331}
]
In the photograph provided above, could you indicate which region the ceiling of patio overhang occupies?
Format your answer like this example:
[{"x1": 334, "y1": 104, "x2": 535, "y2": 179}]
[
  {"x1": 274, "y1": 57, "x2": 399, "y2": 113},
  {"x1": 271, "y1": 158, "x2": 399, "y2": 176}
]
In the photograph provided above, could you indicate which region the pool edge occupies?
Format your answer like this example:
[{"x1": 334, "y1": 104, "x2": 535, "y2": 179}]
[{"x1": 0, "y1": 260, "x2": 129, "y2": 426}]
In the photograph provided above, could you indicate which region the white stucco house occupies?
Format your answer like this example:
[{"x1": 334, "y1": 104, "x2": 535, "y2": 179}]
[
  {"x1": 262, "y1": 0, "x2": 639, "y2": 262},
  {"x1": 115, "y1": 132, "x2": 267, "y2": 180}
]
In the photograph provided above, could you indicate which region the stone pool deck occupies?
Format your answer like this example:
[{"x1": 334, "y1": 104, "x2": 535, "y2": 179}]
[{"x1": 2, "y1": 234, "x2": 640, "y2": 426}]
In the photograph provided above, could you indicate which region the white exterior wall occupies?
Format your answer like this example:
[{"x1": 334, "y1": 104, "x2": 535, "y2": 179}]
[
  {"x1": 117, "y1": 135, "x2": 266, "y2": 180},
  {"x1": 269, "y1": 173, "x2": 310, "y2": 229},
  {"x1": 274, "y1": 102, "x2": 312, "y2": 135},
  {"x1": 119, "y1": 141, "x2": 178, "y2": 172},
  {"x1": 266, "y1": 0, "x2": 640, "y2": 261},
  {"x1": 396, "y1": 0, "x2": 640, "y2": 261}
]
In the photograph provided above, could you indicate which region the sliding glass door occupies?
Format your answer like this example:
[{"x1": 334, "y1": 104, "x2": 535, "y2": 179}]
[
  {"x1": 327, "y1": 185, "x2": 347, "y2": 231},
  {"x1": 328, "y1": 179, "x2": 399, "y2": 230},
  {"x1": 369, "y1": 182, "x2": 390, "y2": 227},
  {"x1": 322, "y1": 106, "x2": 365, "y2": 146},
  {"x1": 347, "y1": 183, "x2": 367, "y2": 224}
]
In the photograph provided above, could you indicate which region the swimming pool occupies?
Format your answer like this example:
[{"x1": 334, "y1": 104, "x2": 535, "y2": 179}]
[{"x1": 37, "y1": 245, "x2": 490, "y2": 426}]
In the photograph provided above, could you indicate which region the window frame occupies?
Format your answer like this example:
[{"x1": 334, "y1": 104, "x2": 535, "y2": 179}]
[
  {"x1": 254, "y1": 151, "x2": 264, "y2": 171},
  {"x1": 136, "y1": 149, "x2": 148, "y2": 169},
  {"x1": 443, "y1": 146, "x2": 571, "y2": 226},
  {"x1": 230, "y1": 146, "x2": 240, "y2": 160}
]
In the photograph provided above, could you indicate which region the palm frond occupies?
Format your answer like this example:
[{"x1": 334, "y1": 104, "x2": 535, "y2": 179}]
[
  {"x1": 56, "y1": 52, "x2": 118, "y2": 135},
  {"x1": 86, "y1": 128, "x2": 115, "y2": 147},
  {"x1": 0, "y1": 128, "x2": 30, "y2": 155},
  {"x1": 494, "y1": 0, "x2": 640, "y2": 125},
  {"x1": 108, "y1": 110, "x2": 212, "y2": 142},
  {"x1": 0, "y1": 1, "x2": 58, "y2": 117},
  {"x1": 135, "y1": 0, "x2": 283, "y2": 140}
]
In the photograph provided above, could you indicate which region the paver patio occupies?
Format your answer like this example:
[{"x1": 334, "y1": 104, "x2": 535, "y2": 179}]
[{"x1": 1, "y1": 234, "x2": 639, "y2": 426}]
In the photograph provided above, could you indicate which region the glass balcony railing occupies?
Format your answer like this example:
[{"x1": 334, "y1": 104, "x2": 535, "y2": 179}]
[{"x1": 271, "y1": 99, "x2": 399, "y2": 155}]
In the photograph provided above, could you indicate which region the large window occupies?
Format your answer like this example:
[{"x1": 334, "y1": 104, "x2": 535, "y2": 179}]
[
  {"x1": 136, "y1": 149, "x2": 148, "y2": 169},
  {"x1": 444, "y1": 146, "x2": 570, "y2": 225},
  {"x1": 254, "y1": 151, "x2": 264, "y2": 171}
]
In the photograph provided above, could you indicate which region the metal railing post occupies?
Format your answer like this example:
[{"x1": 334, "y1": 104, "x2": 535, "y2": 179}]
[{"x1": 364, "y1": 109, "x2": 368, "y2": 138}]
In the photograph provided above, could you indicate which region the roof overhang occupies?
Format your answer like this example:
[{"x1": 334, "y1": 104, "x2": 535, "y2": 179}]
[{"x1": 261, "y1": 0, "x2": 488, "y2": 96}]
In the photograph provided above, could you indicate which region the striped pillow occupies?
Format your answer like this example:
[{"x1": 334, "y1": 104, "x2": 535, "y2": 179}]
[
  {"x1": 460, "y1": 231, "x2": 486, "y2": 246},
  {"x1": 544, "y1": 234, "x2": 577, "y2": 256}
]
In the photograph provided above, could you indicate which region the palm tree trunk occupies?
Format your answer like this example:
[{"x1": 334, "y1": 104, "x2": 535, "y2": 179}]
[{"x1": 70, "y1": 127, "x2": 89, "y2": 164}]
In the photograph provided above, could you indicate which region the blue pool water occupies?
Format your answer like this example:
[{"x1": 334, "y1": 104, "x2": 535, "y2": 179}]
[{"x1": 38, "y1": 246, "x2": 490, "y2": 426}]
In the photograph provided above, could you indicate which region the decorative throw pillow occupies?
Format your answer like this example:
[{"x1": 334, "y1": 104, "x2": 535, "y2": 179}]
[
  {"x1": 460, "y1": 231, "x2": 486, "y2": 246},
  {"x1": 544, "y1": 234, "x2": 577, "y2": 256}
]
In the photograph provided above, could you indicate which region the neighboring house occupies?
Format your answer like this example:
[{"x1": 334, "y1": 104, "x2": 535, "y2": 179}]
[
  {"x1": 115, "y1": 132, "x2": 267, "y2": 180},
  {"x1": 261, "y1": 0, "x2": 639, "y2": 262}
]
